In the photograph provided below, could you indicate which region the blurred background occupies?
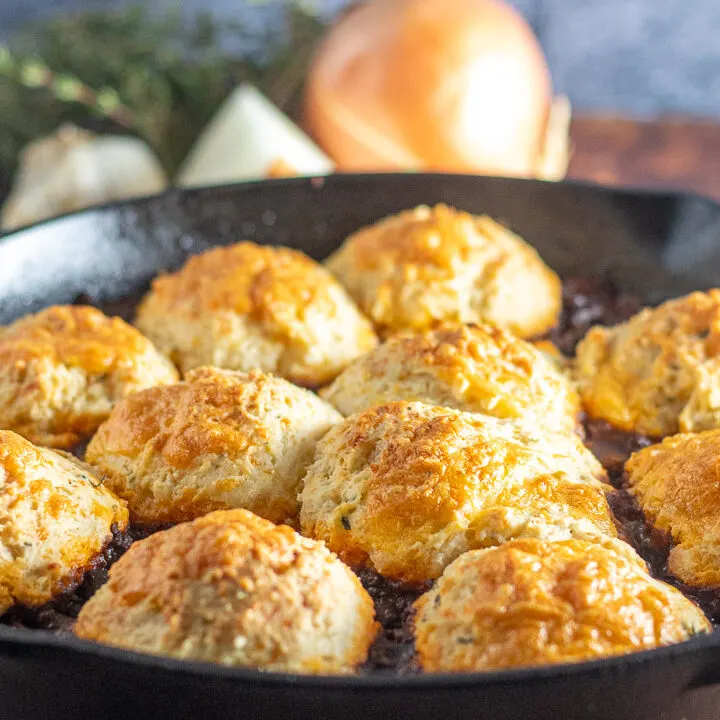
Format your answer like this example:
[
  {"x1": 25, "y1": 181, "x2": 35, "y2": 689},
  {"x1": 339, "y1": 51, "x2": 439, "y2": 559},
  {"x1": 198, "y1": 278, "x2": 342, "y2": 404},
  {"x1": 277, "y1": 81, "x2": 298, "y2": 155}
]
[
  {"x1": 2, "y1": 0, "x2": 720, "y2": 229},
  {"x1": 6, "y1": 0, "x2": 720, "y2": 116}
]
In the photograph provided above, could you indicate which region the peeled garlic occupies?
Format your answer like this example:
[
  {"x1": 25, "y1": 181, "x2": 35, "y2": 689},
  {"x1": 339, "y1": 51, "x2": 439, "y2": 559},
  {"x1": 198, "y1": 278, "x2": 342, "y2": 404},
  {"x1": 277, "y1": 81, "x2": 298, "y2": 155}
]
[
  {"x1": 177, "y1": 84, "x2": 334, "y2": 188},
  {"x1": 1, "y1": 125, "x2": 168, "y2": 231}
]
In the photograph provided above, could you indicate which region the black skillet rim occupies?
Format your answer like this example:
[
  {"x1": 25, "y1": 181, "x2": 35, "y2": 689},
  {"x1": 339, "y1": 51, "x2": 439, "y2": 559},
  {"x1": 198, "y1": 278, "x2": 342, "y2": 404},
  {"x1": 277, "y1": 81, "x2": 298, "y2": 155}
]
[
  {"x1": 1, "y1": 171, "x2": 719, "y2": 689},
  {"x1": 0, "y1": 170, "x2": 714, "y2": 241},
  {"x1": 1, "y1": 623, "x2": 718, "y2": 688}
]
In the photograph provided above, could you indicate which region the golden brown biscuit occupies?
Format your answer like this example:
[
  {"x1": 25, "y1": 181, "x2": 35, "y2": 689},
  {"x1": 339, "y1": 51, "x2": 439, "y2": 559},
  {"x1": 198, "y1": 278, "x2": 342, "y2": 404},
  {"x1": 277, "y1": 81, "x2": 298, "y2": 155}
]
[
  {"x1": 532, "y1": 339, "x2": 564, "y2": 359},
  {"x1": 0, "y1": 305, "x2": 178, "y2": 448},
  {"x1": 324, "y1": 205, "x2": 561, "y2": 338},
  {"x1": 626, "y1": 429, "x2": 720, "y2": 587},
  {"x1": 0, "y1": 430, "x2": 128, "y2": 614},
  {"x1": 135, "y1": 242, "x2": 378, "y2": 386},
  {"x1": 576, "y1": 290, "x2": 720, "y2": 437},
  {"x1": 300, "y1": 402, "x2": 614, "y2": 584},
  {"x1": 75, "y1": 509, "x2": 377, "y2": 674},
  {"x1": 86, "y1": 367, "x2": 342, "y2": 525},
  {"x1": 414, "y1": 538, "x2": 710, "y2": 672},
  {"x1": 321, "y1": 323, "x2": 580, "y2": 432}
]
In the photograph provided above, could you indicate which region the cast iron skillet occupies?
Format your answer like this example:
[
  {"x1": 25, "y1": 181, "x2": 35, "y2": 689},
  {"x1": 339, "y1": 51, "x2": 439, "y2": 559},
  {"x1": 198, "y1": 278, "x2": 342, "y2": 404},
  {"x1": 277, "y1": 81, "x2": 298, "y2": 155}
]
[{"x1": 0, "y1": 173, "x2": 720, "y2": 720}]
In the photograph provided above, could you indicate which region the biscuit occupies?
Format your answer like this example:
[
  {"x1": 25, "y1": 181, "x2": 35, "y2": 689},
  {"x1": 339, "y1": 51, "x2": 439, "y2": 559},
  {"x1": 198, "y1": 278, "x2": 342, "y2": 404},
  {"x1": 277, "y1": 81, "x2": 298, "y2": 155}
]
[
  {"x1": 576, "y1": 290, "x2": 720, "y2": 437},
  {"x1": 325, "y1": 205, "x2": 561, "y2": 338},
  {"x1": 0, "y1": 305, "x2": 178, "y2": 448},
  {"x1": 626, "y1": 429, "x2": 720, "y2": 587},
  {"x1": 0, "y1": 430, "x2": 128, "y2": 614},
  {"x1": 300, "y1": 402, "x2": 613, "y2": 584},
  {"x1": 321, "y1": 323, "x2": 579, "y2": 432},
  {"x1": 414, "y1": 538, "x2": 710, "y2": 672},
  {"x1": 75, "y1": 509, "x2": 376, "y2": 674},
  {"x1": 135, "y1": 242, "x2": 378, "y2": 387},
  {"x1": 86, "y1": 367, "x2": 342, "y2": 525}
]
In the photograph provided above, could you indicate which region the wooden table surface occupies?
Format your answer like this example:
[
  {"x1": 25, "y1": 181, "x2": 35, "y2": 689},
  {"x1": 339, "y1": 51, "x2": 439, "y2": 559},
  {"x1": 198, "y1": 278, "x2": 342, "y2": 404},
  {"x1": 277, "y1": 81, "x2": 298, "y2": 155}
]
[{"x1": 568, "y1": 115, "x2": 720, "y2": 199}]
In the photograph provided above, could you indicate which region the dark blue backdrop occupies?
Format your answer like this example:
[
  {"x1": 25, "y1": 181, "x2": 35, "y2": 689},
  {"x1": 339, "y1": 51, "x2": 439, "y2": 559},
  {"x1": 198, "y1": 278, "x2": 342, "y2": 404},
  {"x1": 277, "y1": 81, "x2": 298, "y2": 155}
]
[{"x1": 2, "y1": 0, "x2": 720, "y2": 117}]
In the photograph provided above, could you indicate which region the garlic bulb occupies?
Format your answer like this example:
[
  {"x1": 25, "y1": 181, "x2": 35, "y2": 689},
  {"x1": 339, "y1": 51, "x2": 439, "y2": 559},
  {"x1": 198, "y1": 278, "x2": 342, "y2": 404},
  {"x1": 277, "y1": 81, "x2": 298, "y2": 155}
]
[
  {"x1": 177, "y1": 85, "x2": 334, "y2": 188},
  {"x1": 1, "y1": 125, "x2": 168, "y2": 231}
]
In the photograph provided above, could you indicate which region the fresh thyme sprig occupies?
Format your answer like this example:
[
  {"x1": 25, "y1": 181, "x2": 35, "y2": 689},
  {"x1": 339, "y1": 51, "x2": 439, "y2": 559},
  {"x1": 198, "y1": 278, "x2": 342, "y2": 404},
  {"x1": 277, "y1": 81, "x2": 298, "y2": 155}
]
[
  {"x1": 0, "y1": 48, "x2": 134, "y2": 128},
  {"x1": 0, "y1": 3, "x2": 326, "y2": 185}
]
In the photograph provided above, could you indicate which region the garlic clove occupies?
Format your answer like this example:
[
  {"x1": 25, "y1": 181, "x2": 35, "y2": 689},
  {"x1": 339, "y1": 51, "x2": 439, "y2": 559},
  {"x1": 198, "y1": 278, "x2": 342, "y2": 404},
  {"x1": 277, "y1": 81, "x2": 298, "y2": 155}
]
[
  {"x1": 537, "y1": 95, "x2": 572, "y2": 182},
  {"x1": 176, "y1": 84, "x2": 334, "y2": 188},
  {"x1": 1, "y1": 124, "x2": 168, "y2": 231}
]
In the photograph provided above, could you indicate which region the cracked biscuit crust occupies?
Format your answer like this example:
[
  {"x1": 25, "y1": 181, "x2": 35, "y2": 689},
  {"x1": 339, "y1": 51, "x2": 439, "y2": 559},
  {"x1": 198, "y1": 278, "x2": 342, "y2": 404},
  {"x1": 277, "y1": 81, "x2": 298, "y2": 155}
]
[
  {"x1": 576, "y1": 290, "x2": 720, "y2": 437},
  {"x1": 300, "y1": 401, "x2": 613, "y2": 584},
  {"x1": 135, "y1": 242, "x2": 378, "y2": 386},
  {"x1": 414, "y1": 538, "x2": 710, "y2": 672},
  {"x1": 86, "y1": 367, "x2": 342, "y2": 525},
  {"x1": 626, "y1": 429, "x2": 720, "y2": 587},
  {"x1": 322, "y1": 323, "x2": 579, "y2": 432},
  {"x1": 325, "y1": 205, "x2": 561, "y2": 338},
  {"x1": 0, "y1": 305, "x2": 178, "y2": 448},
  {"x1": 0, "y1": 430, "x2": 128, "y2": 613},
  {"x1": 75, "y1": 509, "x2": 376, "y2": 673}
]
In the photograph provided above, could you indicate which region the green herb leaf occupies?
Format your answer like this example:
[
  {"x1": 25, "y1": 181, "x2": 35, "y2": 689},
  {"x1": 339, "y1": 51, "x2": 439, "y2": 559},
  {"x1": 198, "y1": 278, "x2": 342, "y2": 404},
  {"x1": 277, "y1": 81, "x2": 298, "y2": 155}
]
[{"x1": 0, "y1": 2, "x2": 326, "y2": 185}]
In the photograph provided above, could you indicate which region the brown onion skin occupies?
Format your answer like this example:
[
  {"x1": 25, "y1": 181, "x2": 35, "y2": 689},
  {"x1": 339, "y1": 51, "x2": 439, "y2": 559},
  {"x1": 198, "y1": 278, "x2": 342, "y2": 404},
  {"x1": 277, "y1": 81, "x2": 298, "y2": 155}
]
[{"x1": 304, "y1": 0, "x2": 552, "y2": 177}]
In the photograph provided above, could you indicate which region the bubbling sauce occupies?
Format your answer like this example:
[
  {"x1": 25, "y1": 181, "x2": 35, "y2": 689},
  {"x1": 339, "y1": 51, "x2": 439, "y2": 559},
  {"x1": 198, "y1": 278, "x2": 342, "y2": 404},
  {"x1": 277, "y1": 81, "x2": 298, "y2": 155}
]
[
  {"x1": 550, "y1": 275, "x2": 640, "y2": 355},
  {"x1": 357, "y1": 571, "x2": 427, "y2": 675}
]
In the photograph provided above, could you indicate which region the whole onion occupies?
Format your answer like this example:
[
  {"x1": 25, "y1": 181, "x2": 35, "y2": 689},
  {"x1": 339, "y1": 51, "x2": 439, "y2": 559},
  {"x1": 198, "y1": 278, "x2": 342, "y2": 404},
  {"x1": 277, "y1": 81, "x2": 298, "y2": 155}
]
[{"x1": 304, "y1": 0, "x2": 554, "y2": 177}]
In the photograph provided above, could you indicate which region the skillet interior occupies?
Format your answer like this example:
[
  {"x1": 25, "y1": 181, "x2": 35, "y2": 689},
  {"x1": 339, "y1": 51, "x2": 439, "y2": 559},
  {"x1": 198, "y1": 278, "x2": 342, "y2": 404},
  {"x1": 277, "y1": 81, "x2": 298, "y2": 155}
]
[
  {"x1": 4, "y1": 172, "x2": 720, "y2": 322},
  {"x1": 1, "y1": 173, "x2": 720, "y2": 720}
]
